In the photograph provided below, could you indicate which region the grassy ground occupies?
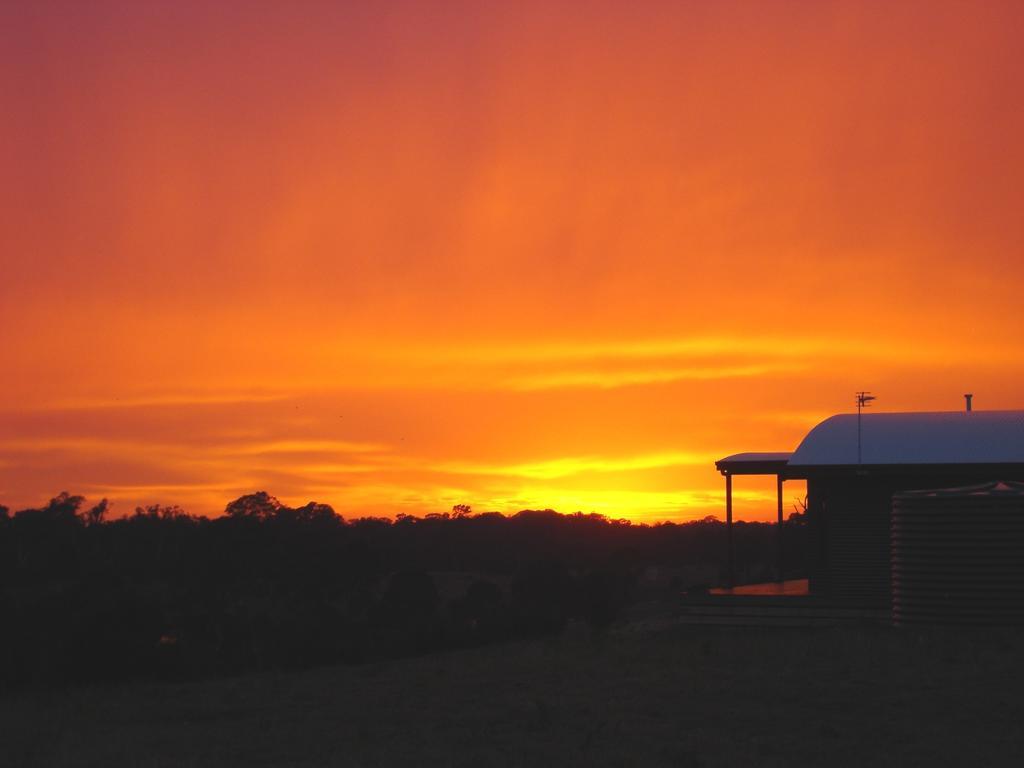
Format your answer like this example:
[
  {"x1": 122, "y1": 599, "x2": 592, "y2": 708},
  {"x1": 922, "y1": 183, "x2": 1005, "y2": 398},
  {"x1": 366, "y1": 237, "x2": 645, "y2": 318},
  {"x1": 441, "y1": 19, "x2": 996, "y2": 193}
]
[{"x1": 2, "y1": 617, "x2": 1022, "y2": 767}]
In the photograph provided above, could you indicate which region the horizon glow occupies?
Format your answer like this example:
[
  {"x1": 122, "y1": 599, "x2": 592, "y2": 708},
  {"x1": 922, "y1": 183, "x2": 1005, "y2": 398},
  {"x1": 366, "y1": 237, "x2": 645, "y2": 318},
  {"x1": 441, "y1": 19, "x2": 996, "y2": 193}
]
[{"x1": 2, "y1": 1, "x2": 1023, "y2": 521}]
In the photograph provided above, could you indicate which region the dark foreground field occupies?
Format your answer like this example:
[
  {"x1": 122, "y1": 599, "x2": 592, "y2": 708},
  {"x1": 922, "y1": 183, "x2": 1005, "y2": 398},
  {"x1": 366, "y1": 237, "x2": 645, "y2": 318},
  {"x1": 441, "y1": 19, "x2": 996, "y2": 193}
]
[{"x1": 2, "y1": 618, "x2": 1022, "y2": 768}]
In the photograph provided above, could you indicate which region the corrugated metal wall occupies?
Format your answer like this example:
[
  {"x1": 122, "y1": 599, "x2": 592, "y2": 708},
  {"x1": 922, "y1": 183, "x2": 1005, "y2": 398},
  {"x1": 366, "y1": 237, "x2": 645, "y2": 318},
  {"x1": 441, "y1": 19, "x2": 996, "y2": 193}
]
[
  {"x1": 892, "y1": 482, "x2": 1024, "y2": 625},
  {"x1": 806, "y1": 471, "x2": 1024, "y2": 608},
  {"x1": 824, "y1": 504, "x2": 891, "y2": 605}
]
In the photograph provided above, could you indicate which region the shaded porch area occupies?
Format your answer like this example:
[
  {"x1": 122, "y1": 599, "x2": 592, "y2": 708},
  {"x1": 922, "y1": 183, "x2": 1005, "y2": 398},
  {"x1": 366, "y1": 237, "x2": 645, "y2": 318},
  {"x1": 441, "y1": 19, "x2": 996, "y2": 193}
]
[{"x1": 714, "y1": 451, "x2": 793, "y2": 588}]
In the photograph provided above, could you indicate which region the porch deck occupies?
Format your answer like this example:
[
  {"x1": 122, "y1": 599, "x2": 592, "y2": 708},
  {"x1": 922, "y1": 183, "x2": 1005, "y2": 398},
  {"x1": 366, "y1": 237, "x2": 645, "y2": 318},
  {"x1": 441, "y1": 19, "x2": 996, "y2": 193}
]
[
  {"x1": 681, "y1": 578, "x2": 889, "y2": 626},
  {"x1": 710, "y1": 578, "x2": 809, "y2": 596}
]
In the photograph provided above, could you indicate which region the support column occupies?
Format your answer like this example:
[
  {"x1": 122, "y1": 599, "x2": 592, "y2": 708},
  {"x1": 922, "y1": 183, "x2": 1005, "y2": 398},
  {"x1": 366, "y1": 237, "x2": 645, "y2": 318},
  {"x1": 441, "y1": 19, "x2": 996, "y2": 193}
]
[
  {"x1": 726, "y1": 472, "x2": 734, "y2": 589},
  {"x1": 776, "y1": 475, "x2": 784, "y2": 583}
]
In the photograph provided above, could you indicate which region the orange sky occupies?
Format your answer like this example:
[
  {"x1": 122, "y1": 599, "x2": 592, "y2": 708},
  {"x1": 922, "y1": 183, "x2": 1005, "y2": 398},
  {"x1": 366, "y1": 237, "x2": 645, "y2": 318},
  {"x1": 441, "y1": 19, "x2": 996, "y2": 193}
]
[{"x1": 2, "y1": 1, "x2": 1024, "y2": 522}]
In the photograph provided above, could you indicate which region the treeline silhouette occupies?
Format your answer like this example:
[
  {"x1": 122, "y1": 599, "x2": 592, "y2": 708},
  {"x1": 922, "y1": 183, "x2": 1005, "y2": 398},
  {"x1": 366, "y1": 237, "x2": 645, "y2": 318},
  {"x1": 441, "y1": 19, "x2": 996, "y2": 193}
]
[{"x1": 0, "y1": 492, "x2": 807, "y2": 688}]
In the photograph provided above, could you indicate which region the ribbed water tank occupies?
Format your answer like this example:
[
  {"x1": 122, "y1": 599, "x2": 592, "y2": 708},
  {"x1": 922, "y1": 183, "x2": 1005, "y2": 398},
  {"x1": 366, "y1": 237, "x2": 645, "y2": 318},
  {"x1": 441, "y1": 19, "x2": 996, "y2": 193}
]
[{"x1": 891, "y1": 481, "x2": 1024, "y2": 625}]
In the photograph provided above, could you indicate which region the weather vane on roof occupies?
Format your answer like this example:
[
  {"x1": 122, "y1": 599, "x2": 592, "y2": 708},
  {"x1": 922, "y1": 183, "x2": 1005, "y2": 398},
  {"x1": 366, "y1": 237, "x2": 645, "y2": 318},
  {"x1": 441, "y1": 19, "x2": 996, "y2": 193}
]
[{"x1": 856, "y1": 391, "x2": 876, "y2": 464}]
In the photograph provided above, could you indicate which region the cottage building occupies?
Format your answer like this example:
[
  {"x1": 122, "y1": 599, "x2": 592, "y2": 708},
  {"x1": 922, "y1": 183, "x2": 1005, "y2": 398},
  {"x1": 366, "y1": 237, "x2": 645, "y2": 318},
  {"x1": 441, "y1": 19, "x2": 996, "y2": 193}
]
[{"x1": 716, "y1": 408, "x2": 1024, "y2": 606}]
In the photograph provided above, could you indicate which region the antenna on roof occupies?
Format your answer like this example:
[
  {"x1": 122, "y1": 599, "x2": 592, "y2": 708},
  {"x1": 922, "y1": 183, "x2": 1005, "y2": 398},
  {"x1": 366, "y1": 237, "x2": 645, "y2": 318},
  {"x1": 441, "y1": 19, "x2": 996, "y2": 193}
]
[{"x1": 856, "y1": 391, "x2": 876, "y2": 464}]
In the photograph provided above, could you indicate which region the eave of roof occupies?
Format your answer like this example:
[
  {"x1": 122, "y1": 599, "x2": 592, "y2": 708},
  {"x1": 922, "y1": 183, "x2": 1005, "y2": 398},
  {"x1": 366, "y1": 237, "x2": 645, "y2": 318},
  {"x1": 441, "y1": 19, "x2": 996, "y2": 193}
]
[{"x1": 715, "y1": 452, "x2": 792, "y2": 475}]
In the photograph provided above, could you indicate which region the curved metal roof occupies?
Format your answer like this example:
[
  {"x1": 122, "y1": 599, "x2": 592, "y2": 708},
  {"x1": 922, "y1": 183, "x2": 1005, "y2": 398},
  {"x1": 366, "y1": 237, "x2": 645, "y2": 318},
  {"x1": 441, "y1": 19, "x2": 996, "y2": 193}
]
[{"x1": 788, "y1": 410, "x2": 1024, "y2": 467}]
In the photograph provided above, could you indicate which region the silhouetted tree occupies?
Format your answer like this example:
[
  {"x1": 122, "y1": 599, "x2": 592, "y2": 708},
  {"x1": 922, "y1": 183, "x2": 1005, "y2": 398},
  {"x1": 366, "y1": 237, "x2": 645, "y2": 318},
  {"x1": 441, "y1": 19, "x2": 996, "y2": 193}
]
[
  {"x1": 83, "y1": 498, "x2": 109, "y2": 526},
  {"x1": 16, "y1": 491, "x2": 85, "y2": 524},
  {"x1": 0, "y1": 489, "x2": 804, "y2": 687},
  {"x1": 293, "y1": 501, "x2": 341, "y2": 525},
  {"x1": 579, "y1": 567, "x2": 632, "y2": 631},
  {"x1": 376, "y1": 570, "x2": 440, "y2": 654},
  {"x1": 452, "y1": 579, "x2": 507, "y2": 643},
  {"x1": 512, "y1": 560, "x2": 575, "y2": 634},
  {"x1": 134, "y1": 504, "x2": 187, "y2": 520},
  {"x1": 790, "y1": 494, "x2": 808, "y2": 523},
  {"x1": 225, "y1": 491, "x2": 282, "y2": 519}
]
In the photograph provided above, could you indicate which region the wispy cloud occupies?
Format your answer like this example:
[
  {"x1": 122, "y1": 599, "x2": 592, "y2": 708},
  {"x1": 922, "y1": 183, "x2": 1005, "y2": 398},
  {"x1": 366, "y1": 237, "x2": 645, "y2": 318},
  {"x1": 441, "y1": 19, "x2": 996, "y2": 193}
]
[
  {"x1": 40, "y1": 391, "x2": 291, "y2": 411},
  {"x1": 304, "y1": 334, "x2": 1012, "y2": 393},
  {"x1": 504, "y1": 363, "x2": 801, "y2": 391},
  {"x1": 435, "y1": 451, "x2": 716, "y2": 480},
  {"x1": 81, "y1": 481, "x2": 245, "y2": 495},
  {"x1": 0, "y1": 436, "x2": 387, "y2": 457},
  {"x1": 296, "y1": 462, "x2": 389, "y2": 475},
  {"x1": 226, "y1": 439, "x2": 388, "y2": 455},
  {"x1": 383, "y1": 335, "x2": 994, "y2": 367}
]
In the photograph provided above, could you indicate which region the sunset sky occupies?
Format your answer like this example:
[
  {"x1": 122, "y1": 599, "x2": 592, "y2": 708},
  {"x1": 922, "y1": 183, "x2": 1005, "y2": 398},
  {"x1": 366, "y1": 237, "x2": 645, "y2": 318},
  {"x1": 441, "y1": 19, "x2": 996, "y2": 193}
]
[{"x1": 2, "y1": 1, "x2": 1024, "y2": 522}]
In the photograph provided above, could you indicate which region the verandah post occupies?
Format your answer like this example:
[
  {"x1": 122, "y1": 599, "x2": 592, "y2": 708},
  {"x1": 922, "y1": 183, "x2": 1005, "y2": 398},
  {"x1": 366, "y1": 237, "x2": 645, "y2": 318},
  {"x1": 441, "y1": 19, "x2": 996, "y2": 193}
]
[
  {"x1": 776, "y1": 475, "x2": 784, "y2": 583},
  {"x1": 726, "y1": 472, "x2": 734, "y2": 588}
]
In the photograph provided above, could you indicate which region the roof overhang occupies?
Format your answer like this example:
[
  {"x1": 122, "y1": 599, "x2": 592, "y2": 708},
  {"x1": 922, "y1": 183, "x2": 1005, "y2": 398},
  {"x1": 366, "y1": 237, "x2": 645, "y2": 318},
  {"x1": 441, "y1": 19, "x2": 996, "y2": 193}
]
[{"x1": 716, "y1": 452, "x2": 792, "y2": 476}]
